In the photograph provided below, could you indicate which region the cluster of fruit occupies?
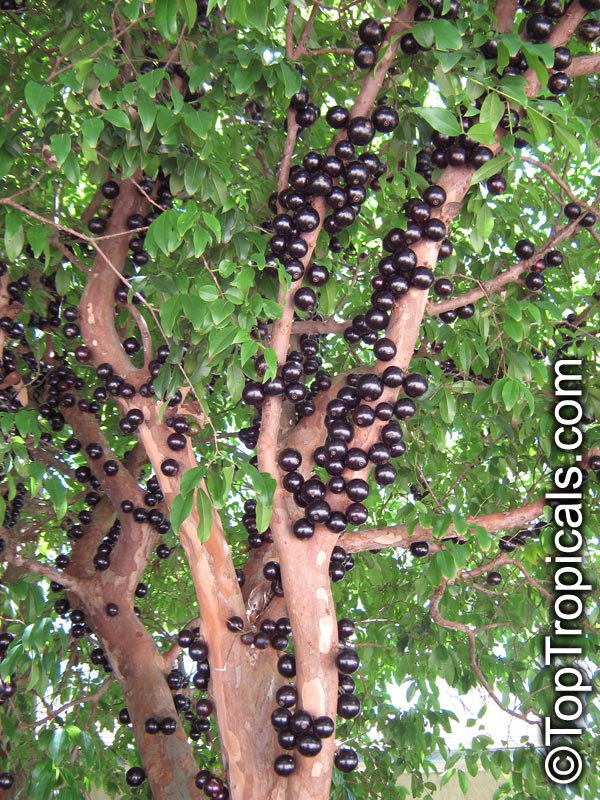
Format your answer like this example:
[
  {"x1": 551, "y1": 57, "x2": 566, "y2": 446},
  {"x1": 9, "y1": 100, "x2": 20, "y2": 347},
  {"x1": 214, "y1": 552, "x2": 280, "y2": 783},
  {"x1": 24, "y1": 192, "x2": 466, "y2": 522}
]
[
  {"x1": 0, "y1": 632, "x2": 16, "y2": 711},
  {"x1": 0, "y1": 481, "x2": 26, "y2": 529},
  {"x1": 267, "y1": 618, "x2": 360, "y2": 776}
]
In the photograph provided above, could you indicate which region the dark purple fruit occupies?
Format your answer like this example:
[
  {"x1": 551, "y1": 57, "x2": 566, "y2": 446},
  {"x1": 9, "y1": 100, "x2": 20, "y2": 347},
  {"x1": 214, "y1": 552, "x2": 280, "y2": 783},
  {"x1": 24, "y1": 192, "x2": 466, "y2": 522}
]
[
  {"x1": 274, "y1": 754, "x2": 296, "y2": 776},
  {"x1": 335, "y1": 747, "x2": 359, "y2": 773},
  {"x1": 336, "y1": 648, "x2": 360, "y2": 674},
  {"x1": 347, "y1": 117, "x2": 375, "y2": 146},
  {"x1": 410, "y1": 541, "x2": 429, "y2": 557},
  {"x1": 525, "y1": 272, "x2": 544, "y2": 291},
  {"x1": 125, "y1": 767, "x2": 146, "y2": 787},
  {"x1": 358, "y1": 18, "x2": 385, "y2": 45},
  {"x1": 547, "y1": 71, "x2": 570, "y2": 95},
  {"x1": 354, "y1": 44, "x2": 377, "y2": 69},
  {"x1": 526, "y1": 13, "x2": 553, "y2": 42},
  {"x1": 486, "y1": 571, "x2": 502, "y2": 586}
]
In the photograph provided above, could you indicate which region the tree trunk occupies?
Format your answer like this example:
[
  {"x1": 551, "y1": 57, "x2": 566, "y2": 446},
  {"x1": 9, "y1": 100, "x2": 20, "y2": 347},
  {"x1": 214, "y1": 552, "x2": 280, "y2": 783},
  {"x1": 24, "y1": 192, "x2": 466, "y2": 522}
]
[{"x1": 87, "y1": 606, "x2": 201, "y2": 800}]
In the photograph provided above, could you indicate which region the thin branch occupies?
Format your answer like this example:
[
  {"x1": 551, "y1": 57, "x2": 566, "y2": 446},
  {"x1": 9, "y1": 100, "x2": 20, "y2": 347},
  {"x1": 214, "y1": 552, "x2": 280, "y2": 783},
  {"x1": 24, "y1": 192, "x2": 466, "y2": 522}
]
[
  {"x1": 292, "y1": 3, "x2": 320, "y2": 59},
  {"x1": 10, "y1": 556, "x2": 83, "y2": 594},
  {"x1": 427, "y1": 216, "x2": 586, "y2": 317},
  {"x1": 521, "y1": 157, "x2": 598, "y2": 216},
  {"x1": 25, "y1": 680, "x2": 113, "y2": 728},
  {"x1": 430, "y1": 583, "x2": 540, "y2": 724}
]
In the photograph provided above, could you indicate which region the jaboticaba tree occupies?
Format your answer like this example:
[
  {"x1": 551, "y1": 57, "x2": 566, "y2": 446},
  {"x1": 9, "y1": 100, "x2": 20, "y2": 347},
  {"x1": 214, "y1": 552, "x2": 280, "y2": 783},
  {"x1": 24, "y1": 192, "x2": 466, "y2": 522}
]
[{"x1": 0, "y1": 1, "x2": 598, "y2": 799}]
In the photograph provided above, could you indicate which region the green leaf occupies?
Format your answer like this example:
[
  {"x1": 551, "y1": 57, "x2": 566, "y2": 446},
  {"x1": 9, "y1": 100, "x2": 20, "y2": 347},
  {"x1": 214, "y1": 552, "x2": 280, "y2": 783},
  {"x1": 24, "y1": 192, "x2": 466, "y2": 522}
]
[
  {"x1": 279, "y1": 63, "x2": 302, "y2": 98},
  {"x1": 464, "y1": 122, "x2": 496, "y2": 145},
  {"x1": 44, "y1": 477, "x2": 67, "y2": 520},
  {"x1": 503, "y1": 317, "x2": 523, "y2": 342},
  {"x1": 209, "y1": 299, "x2": 233, "y2": 325},
  {"x1": 50, "y1": 134, "x2": 71, "y2": 167},
  {"x1": 24, "y1": 81, "x2": 53, "y2": 116},
  {"x1": 81, "y1": 118, "x2": 104, "y2": 148},
  {"x1": 184, "y1": 159, "x2": 205, "y2": 195},
  {"x1": 226, "y1": 362, "x2": 244, "y2": 405},
  {"x1": 170, "y1": 491, "x2": 194, "y2": 534},
  {"x1": 185, "y1": 109, "x2": 213, "y2": 140},
  {"x1": 62, "y1": 151, "x2": 80, "y2": 184},
  {"x1": 262, "y1": 347, "x2": 278, "y2": 382},
  {"x1": 160, "y1": 295, "x2": 183, "y2": 336},
  {"x1": 470, "y1": 153, "x2": 511, "y2": 186},
  {"x1": 137, "y1": 91, "x2": 158, "y2": 133},
  {"x1": 27, "y1": 224, "x2": 49, "y2": 259},
  {"x1": 196, "y1": 488, "x2": 213, "y2": 542},
  {"x1": 458, "y1": 770, "x2": 469, "y2": 795},
  {"x1": 155, "y1": 0, "x2": 180, "y2": 42},
  {"x1": 180, "y1": 0, "x2": 198, "y2": 28},
  {"x1": 431, "y1": 19, "x2": 462, "y2": 51},
  {"x1": 193, "y1": 227, "x2": 211, "y2": 256},
  {"x1": 476, "y1": 203, "x2": 494, "y2": 241},
  {"x1": 526, "y1": 107, "x2": 551, "y2": 143},
  {"x1": 502, "y1": 378, "x2": 520, "y2": 411},
  {"x1": 180, "y1": 466, "x2": 204, "y2": 496},
  {"x1": 554, "y1": 124, "x2": 581, "y2": 155},
  {"x1": 246, "y1": 0, "x2": 268, "y2": 33},
  {"x1": 479, "y1": 92, "x2": 505, "y2": 131},
  {"x1": 415, "y1": 107, "x2": 461, "y2": 137},
  {"x1": 4, "y1": 210, "x2": 24, "y2": 260},
  {"x1": 48, "y1": 727, "x2": 69, "y2": 764},
  {"x1": 240, "y1": 466, "x2": 276, "y2": 534},
  {"x1": 103, "y1": 109, "x2": 131, "y2": 130},
  {"x1": 202, "y1": 212, "x2": 221, "y2": 242},
  {"x1": 412, "y1": 22, "x2": 434, "y2": 50},
  {"x1": 439, "y1": 391, "x2": 456, "y2": 424}
]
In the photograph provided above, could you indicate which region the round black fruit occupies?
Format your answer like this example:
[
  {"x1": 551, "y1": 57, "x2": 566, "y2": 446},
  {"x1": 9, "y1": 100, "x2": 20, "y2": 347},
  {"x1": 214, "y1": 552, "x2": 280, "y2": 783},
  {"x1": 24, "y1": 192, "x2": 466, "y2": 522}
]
[
  {"x1": 553, "y1": 46, "x2": 572, "y2": 70},
  {"x1": 403, "y1": 373, "x2": 428, "y2": 398},
  {"x1": 337, "y1": 694, "x2": 362, "y2": 719},
  {"x1": 526, "y1": 13, "x2": 553, "y2": 42},
  {"x1": 358, "y1": 17, "x2": 385, "y2": 45},
  {"x1": 372, "y1": 106, "x2": 399, "y2": 133},
  {"x1": 126, "y1": 767, "x2": 146, "y2": 787},
  {"x1": 354, "y1": 44, "x2": 377, "y2": 69},
  {"x1": 487, "y1": 173, "x2": 507, "y2": 195},
  {"x1": 336, "y1": 648, "x2": 360, "y2": 674},
  {"x1": 326, "y1": 105, "x2": 349, "y2": 129},
  {"x1": 296, "y1": 733, "x2": 322, "y2": 757},
  {"x1": 525, "y1": 272, "x2": 544, "y2": 291},
  {"x1": 274, "y1": 754, "x2": 296, "y2": 777},
  {"x1": 515, "y1": 239, "x2": 535, "y2": 260},
  {"x1": 278, "y1": 448, "x2": 302, "y2": 472},
  {"x1": 346, "y1": 117, "x2": 375, "y2": 146},
  {"x1": 547, "y1": 72, "x2": 570, "y2": 95},
  {"x1": 313, "y1": 715, "x2": 335, "y2": 738},
  {"x1": 410, "y1": 541, "x2": 429, "y2": 557},
  {"x1": 335, "y1": 747, "x2": 359, "y2": 773},
  {"x1": 486, "y1": 571, "x2": 502, "y2": 586}
]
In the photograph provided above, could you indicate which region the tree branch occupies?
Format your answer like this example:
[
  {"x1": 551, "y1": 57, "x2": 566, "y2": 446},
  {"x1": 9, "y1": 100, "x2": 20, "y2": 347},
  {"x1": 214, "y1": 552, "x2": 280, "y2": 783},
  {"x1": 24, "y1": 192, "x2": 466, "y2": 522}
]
[
  {"x1": 427, "y1": 216, "x2": 585, "y2": 317},
  {"x1": 566, "y1": 52, "x2": 600, "y2": 78},
  {"x1": 341, "y1": 498, "x2": 545, "y2": 553},
  {"x1": 494, "y1": 0, "x2": 518, "y2": 34},
  {"x1": 9, "y1": 555, "x2": 83, "y2": 594},
  {"x1": 430, "y1": 582, "x2": 540, "y2": 724},
  {"x1": 292, "y1": 3, "x2": 320, "y2": 59}
]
